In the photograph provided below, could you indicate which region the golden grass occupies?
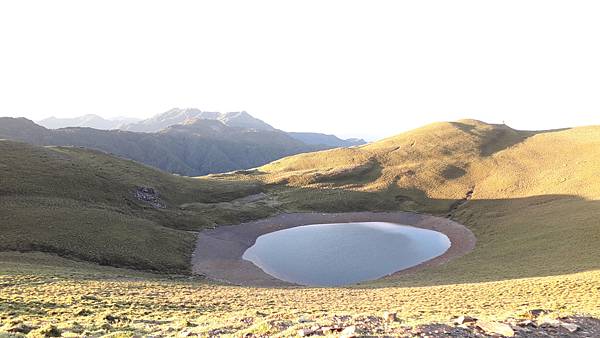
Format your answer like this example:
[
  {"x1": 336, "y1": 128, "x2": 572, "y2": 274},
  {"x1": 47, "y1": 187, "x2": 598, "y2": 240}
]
[
  {"x1": 2, "y1": 119, "x2": 600, "y2": 336},
  {"x1": 1, "y1": 253, "x2": 598, "y2": 337},
  {"x1": 247, "y1": 120, "x2": 600, "y2": 283}
]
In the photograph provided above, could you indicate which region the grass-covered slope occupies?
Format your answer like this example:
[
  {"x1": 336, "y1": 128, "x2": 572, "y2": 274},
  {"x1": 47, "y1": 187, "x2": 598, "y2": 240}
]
[
  {"x1": 3, "y1": 119, "x2": 599, "y2": 282},
  {"x1": 1, "y1": 252, "x2": 598, "y2": 337},
  {"x1": 1, "y1": 120, "x2": 600, "y2": 336},
  {"x1": 230, "y1": 119, "x2": 600, "y2": 283},
  {"x1": 258, "y1": 120, "x2": 530, "y2": 212},
  {"x1": 0, "y1": 140, "x2": 269, "y2": 273}
]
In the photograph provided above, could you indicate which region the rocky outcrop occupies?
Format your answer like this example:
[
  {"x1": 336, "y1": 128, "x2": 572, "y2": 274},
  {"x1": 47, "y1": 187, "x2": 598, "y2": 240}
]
[{"x1": 134, "y1": 187, "x2": 165, "y2": 208}]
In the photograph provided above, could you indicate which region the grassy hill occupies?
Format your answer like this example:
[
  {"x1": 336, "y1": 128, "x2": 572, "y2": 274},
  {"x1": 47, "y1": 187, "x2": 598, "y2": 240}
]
[
  {"x1": 218, "y1": 119, "x2": 600, "y2": 284},
  {"x1": 1, "y1": 120, "x2": 599, "y2": 336},
  {"x1": 3, "y1": 119, "x2": 599, "y2": 280},
  {"x1": 0, "y1": 140, "x2": 274, "y2": 273}
]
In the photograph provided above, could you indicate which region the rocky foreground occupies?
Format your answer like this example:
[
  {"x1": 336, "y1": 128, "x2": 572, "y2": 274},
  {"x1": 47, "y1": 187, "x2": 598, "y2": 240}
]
[
  {"x1": 2, "y1": 258, "x2": 598, "y2": 338},
  {"x1": 3, "y1": 310, "x2": 598, "y2": 337},
  {"x1": 250, "y1": 311, "x2": 599, "y2": 338}
]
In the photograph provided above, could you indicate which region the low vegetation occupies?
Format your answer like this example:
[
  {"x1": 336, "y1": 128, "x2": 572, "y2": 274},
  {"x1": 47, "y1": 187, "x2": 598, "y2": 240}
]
[
  {"x1": 1, "y1": 119, "x2": 600, "y2": 336},
  {"x1": 0, "y1": 140, "x2": 271, "y2": 273},
  {"x1": 1, "y1": 252, "x2": 598, "y2": 337}
]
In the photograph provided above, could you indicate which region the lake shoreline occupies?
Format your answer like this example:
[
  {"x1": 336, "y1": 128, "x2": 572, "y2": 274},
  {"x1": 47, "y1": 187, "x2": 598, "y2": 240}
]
[{"x1": 191, "y1": 212, "x2": 476, "y2": 287}]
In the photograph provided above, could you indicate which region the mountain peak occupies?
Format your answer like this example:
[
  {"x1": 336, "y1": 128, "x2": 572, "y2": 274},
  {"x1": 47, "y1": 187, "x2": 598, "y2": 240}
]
[
  {"x1": 218, "y1": 111, "x2": 275, "y2": 131},
  {"x1": 121, "y1": 108, "x2": 275, "y2": 133},
  {"x1": 163, "y1": 118, "x2": 232, "y2": 136}
]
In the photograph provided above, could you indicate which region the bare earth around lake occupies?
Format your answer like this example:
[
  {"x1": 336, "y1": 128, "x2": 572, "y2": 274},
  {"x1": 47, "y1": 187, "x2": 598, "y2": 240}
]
[{"x1": 191, "y1": 212, "x2": 476, "y2": 286}]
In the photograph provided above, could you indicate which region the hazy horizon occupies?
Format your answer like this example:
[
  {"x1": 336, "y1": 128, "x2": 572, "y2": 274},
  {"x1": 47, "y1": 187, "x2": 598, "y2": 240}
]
[
  {"x1": 2, "y1": 1, "x2": 600, "y2": 140},
  {"x1": 7, "y1": 107, "x2": 600, "y2": 142}
]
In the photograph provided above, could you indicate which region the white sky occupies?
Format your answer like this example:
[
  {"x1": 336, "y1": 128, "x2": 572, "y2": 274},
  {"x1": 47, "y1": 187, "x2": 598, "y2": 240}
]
[{"x1": 1, "y1": 1, "x2": 600, "y2": 140}]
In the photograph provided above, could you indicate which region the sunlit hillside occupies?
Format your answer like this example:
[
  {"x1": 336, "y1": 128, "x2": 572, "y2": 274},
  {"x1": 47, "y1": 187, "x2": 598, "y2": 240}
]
[
  {"x1": 247, "y1": 120, "x2": 600, "y2": 284},
  {"x1": 1, "y1": 120, "x2": 599, "y2": 336}
]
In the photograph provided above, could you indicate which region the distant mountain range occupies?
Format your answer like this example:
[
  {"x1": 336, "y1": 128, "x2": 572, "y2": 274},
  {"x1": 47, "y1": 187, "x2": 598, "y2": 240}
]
[
  {"x1": 120, "y1": 109, "x2": 276, "y2": 133},
  {"x1": 36, "y1": 108, "x2": 366, "y2": 148},
  {"x1": 38, "y1": 114, "x2": 140, "y2": 130},
  {"x1": 0, "y1": 117, "x2": 321, "y2": 176},
  {"x1": 287, "y1": 132, "x2": 365, "y2": 148}
]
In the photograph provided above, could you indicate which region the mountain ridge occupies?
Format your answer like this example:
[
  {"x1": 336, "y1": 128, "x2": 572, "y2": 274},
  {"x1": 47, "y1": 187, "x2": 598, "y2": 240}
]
[
  {"x1": 287, "y1": 131, "x2": 366, "y2": 147},
  {"x1": 38, "y1": 114, "x2": 139, "y2": 130},
  {"x1": 32, "y1": 108, "x2": 366, "y2": 147},
  {"x1": 3, "y1": 119, "x2": 600, "y2": 283},
  {"x1": 121, "y1": 108, "x2": 276, "y2": 133},
  {"x1": 0, "y1": 117, "x2": 320, "y2": 176}
]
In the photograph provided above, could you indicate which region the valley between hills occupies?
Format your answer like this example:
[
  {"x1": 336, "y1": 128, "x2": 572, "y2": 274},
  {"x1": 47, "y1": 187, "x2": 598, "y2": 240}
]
[{"x1": 1, "y1": 118, "x2": 599, "y2": 337}]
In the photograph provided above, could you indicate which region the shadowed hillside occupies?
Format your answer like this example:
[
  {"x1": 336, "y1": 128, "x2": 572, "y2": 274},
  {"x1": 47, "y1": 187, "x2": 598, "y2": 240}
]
[
  {"x1": 0, "y1": 140, "x2": 275, "y2": 272},
  {"x1": 0, "y1": 117, "x2": 319, "y2": 176}
]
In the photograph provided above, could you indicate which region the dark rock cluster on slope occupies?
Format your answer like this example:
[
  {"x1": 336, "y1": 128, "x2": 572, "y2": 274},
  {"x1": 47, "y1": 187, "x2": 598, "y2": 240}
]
[{"x1": 133, "y1": 186, "x2": 165, "y2": 209}]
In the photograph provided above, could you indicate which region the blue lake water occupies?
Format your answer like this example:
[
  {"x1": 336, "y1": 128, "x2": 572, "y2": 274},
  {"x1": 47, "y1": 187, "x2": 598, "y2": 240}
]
[{"x1": 242, "y1": 222, "x2": 451, "y2": 286}]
